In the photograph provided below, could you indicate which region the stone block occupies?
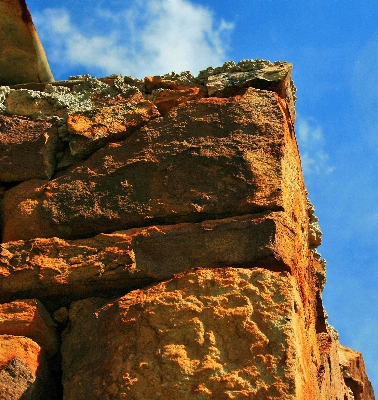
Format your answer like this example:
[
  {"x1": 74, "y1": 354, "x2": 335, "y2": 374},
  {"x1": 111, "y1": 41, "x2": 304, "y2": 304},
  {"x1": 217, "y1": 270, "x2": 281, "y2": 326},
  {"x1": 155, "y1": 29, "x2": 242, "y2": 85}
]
[
  {"x1": 0, "y1": 335, "x2": 57, "y2": 399},
  {"x1": 0, "y1": 299, "x2": 58, "y2": 356},
  {"x1": 0, "y1": 115, "x2": 58, "y2": 182},
  {"x1": 61, "y1": 268, "x2": 319, "y2": 399},
  {"x1": 0, "y1": 212, "x2": 298, "y2": 307},
  {"x1": 2, "y1": 87, "x2": 307, "y2": 243}
]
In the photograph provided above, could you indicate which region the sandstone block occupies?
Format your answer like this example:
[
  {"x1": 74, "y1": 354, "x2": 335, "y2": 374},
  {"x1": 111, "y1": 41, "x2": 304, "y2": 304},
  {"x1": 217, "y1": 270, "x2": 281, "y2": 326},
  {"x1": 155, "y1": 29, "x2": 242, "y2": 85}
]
[
  {"x1": 0, "y1": 335, "x2": 57, "y2": 399},
  {"x1": 0, "y1": 115, "x2": 58, "y2": 182},
  {"x1": 66, "y1": 100, "x2": 159, "y2": 158},
  {"x1": 144, "y1": 61, "x2": 296, "y2": 120},
  {"x1": 203, "y1": 61, "x2": 296, "y2": 123},
  {"x1": 4, "y1": 89, "x2": 67, "y2": 118},
  {"x1": 144, "y1": 75, "x2": 197, "y2": 91},
  {"x1": 61, "y1": 268, "x2": 319, "y2": 399},
  {"x1": 0, "y1": 0, "x2": 54, "y2": 85},
  {"x1": 2, "y1": 87, "x2": 307, "y2": 243},
  {"x1": 149, "y1": 86, "x2": 206, "y2": 115},
  {"x1": 144, "y1": 75, "x2": 207, "y2": 115},
  {"x1": 0, "y1": 212, "x2": 298, "y2": 307},
  {"x1": 338, "y1": 344, "x2": 375, "y2": 400},
  {"x1": 0, "y1": 299, "x2": 58, "y2": 357},
  {"x1": 316, "y1": 331, "x2": 351, "y2": 399}
]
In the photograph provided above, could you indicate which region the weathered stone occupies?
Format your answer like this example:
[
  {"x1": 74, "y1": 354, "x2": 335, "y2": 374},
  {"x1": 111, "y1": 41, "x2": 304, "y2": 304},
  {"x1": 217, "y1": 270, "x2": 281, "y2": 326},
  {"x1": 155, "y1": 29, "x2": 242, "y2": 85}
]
[
  {"x1": 2, "y1": 87, "x2": 307, "y2": 243},
  {"x1": 4, "y1": 88, "x2": 67, "y2": 118},
  {"x1": 0, "y1": 59, "x2": 374, "y2": 399},
  {"x1": 148, "y1": 86, "x2": 206, "y2": 115},
  {"x1": 338, "y1": 344, "x2": 375, "y2": 400},
  {"x1": 0, "y1": 335, "x2": 57, "y2": 399},
  {"x1": 0, "y1": 299, "x2": 58, "y2": 356},
  {"x1": 0, "y1": 115, "x2": 58, "y2": 182},
  {"x1": 144, "y1": 75, "x2": 195, "y2": 91},
  {"x1": 4, "y1": 77, "x2": 143, "y2": 118},
  {"x1": 0, "y1": 86, "x2": 10, "y2": 112},
  {"x1": 0, "y1": 0, "x2": 54, "y2": 85},
  {"x1": 66, "y1": 99, "x2": 159, "y2": 158},
  {"x1": 205, "y1": 62, "x2": 296, "y2": 123},
  {"x1": 0, "y1": 212, "x2": 301, "y2": 307},
  {"x1": 61, "y1": 268, "x2": 319, "y2": 399},
  {"x1": 317, "y1": 331, "x2": 351, "y2": 399}
]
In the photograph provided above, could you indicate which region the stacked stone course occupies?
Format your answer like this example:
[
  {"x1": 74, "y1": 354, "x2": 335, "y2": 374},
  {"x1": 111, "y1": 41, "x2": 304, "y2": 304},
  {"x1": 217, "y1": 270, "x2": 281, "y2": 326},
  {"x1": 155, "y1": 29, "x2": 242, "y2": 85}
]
[{"x1": 0, "y1": 60, "x2": 374, "y2": 399}]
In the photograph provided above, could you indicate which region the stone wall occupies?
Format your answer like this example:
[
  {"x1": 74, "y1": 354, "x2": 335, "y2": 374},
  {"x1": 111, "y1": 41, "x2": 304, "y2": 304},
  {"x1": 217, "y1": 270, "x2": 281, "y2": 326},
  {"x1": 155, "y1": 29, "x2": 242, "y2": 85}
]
[{"x1": 0, "y1": 61, "x2": 374, "y2": 399}]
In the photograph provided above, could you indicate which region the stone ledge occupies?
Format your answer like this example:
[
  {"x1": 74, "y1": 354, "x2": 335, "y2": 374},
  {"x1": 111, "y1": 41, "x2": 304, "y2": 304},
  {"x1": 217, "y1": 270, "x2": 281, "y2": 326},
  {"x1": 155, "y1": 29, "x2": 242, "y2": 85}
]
[{"x1": 0, "y1": 212, "x2": 297, "y2": 309}]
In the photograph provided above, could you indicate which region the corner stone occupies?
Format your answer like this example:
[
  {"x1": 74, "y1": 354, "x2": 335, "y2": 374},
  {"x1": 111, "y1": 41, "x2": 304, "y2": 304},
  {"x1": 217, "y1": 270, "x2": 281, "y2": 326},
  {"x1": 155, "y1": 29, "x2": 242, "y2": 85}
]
[{"x1": 61, "y1": 268, "x2": 319, "y2": 399}]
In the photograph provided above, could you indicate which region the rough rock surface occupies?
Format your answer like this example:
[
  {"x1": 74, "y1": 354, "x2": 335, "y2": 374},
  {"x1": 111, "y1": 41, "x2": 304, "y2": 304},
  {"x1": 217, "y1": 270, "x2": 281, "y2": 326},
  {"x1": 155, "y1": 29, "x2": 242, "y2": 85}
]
[
  {"x1": 0, "y1": 212, "x2": 301, "y2": 308},
  {"x1": 0, "y1": 115, "x2": 58, "y2": 181},
  {"x1": 0, "y1": 57, "x2": 374, "y2": 399},
  {"x1": 0, "y1": 299, "x2": 58, "y2": 357},
  {"x1": 0, "y1": 0, "x2": 54, "y2": 85},
  {"x1": 0, "y1": 335, "x2": 58, "y2": 399},
  {"x1": 2, "y1": 87, "x2": 303, "y2": 242},
  {"x1": 338, "y1": 345, "x2": 375, "y2": 400},
  {"x1": 61, "y1": 268, "x2": 318, "y2": 399}
]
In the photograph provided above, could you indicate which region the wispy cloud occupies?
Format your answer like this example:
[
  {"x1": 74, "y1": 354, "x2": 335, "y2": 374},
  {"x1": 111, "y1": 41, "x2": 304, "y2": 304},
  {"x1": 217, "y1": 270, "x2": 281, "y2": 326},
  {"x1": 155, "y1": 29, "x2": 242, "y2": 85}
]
[
  {"x1": 296, "y1": 116, "x2": 335, "y2": 176},
  {"x1": 352, "y1": 35, "x2": 378, "y2": 149},
  {"x1": 33, "y1": 0, "x2": 234, "y2": 79}
]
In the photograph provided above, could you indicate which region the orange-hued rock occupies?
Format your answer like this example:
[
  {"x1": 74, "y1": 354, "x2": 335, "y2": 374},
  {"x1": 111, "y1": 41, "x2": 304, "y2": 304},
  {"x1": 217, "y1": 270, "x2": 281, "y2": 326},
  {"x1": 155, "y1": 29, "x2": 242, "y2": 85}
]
[
  {"x1": 0, "y1": 212, "x2": 308, "y2": 307},
  {"x1": 0, "y1": 335, "x2": 57, "y2": 399},
  {"x1": 0, "y1": 59, "x2": 375, "y2": 399},
  {"x1": 61, "y1": 268, "x2": 319, "y2": 400},
  {"x1": 0, "y1": 299, "x2": 58, "y2": 356},
  {"x1": 2, "y1": 87, "x2": 306, "y2": 244},
  {"x1": 144, "y1": 74, "x2": 205, "y2": 92},
  {"x1": 150, "y1": 86, "x2": 206, "y2": 115},
  {"x1": 144, "y1": 75, "x2": 207, "y2": 115},
  {"x1": 0, "y1": 115, "x2": 58, "y2": 182},
  {"x1": 316, "y1": 331, "x2": 350, "y2": 399},
  {"x1": 66, "y1": 100, "x2": 159, "y2": 157},
  {"x1": 205, "y1": 62, "x2": 296, "y2": 123},
  {"x1": 338, "y1": 344, "x2": 375, "y2": 400},
  {"x1": 314, "y1": 332, "x2": 375, "y2": 400},
  {"x1": 0, "y1": 0, "x2": 54, "y2": 85}
]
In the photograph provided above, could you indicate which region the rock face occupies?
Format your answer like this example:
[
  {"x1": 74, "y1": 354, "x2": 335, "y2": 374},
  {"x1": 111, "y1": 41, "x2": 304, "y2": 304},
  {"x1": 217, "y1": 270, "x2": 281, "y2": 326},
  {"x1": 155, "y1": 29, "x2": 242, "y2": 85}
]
[
  {"x1": 0, "y1": 59, "x2": 374, "y2": 399},
  {"x1": 0, "y1": 0, "x2": 54, "y2": 85},
  {"x1": 61, "y1": 268, "x2": 316, "y2": 399}
]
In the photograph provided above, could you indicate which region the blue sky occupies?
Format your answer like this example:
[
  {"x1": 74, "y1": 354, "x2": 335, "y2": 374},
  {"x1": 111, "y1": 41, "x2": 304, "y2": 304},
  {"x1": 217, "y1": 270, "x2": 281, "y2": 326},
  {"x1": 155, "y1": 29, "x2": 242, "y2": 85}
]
[{"x1": 28, "y1": 0, "x2": 378, "y2": 390}]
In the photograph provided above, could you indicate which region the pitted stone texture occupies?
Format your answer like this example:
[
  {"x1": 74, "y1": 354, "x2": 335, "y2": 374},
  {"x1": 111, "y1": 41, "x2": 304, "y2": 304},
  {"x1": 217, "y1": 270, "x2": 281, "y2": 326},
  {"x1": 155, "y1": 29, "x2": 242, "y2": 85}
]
[
  {"x1": 0, "y1": 335, "x2": 57, "y2": 400},
  {"x1": 61, "y1": 268, "x2": 319, "y2": 400},
  {"x1": 4, "y1": 78, "x2": 146, "y2": 119},
  {"x1": 2, "y1": 87, "x2": 307, "y2": 242},
  {"x1": 0, "y1": 299, "x2": 58, "y2": 357},
  {"x1": 0, "y1": 115, "x2": 58, "y2": 182},
  {"x1": 338, "y1": 344, "x2": 375, "y2": 400},
  {"x1": 144, "y1": 76, "x2": 207, "y2": 115},
  {"x1": 0, "y1": 212, "x2": 298, "y2": 307},
  {"x1": 66, "y1": 99, "x2": 159, "y2": 158},
  {"x1": 4, "y1": 89, "x2": 68, "y2": 118},
  {"x1": 205, "y1": 63, "x2": 296, "y2": 124},
  {"x1": 316, "y1": 332, "x2": 350, "y2": 399},
  {"x1": 148, "y1": 86, "x2": 206, "y2": 116}
]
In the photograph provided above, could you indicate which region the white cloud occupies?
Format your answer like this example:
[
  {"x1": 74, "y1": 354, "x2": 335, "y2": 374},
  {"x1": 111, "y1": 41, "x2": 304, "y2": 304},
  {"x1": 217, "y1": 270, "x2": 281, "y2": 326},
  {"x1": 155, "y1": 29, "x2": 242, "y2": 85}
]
[
  {"x1": 296, "y1": 117, "x2": 335, "y2": 176},
  {"x1": 34, "y1": 0, "x2": 233, "y2": 79}
]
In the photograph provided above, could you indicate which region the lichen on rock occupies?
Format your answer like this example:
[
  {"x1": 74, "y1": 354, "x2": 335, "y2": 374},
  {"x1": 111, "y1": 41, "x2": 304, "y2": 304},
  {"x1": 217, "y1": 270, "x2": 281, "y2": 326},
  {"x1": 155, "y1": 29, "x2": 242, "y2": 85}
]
[{"x1": 0, "y1": 57, "x2": 374, "y2": 400}]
